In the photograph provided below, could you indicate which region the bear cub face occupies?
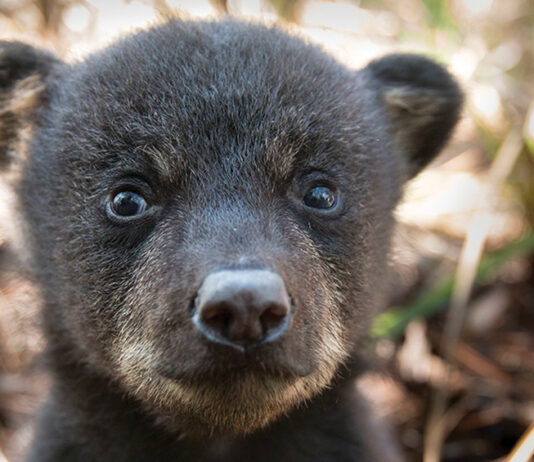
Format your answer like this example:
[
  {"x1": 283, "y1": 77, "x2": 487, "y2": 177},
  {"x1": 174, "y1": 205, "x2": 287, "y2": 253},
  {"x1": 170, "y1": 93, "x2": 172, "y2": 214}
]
[{"x1": 0, "y1": 19, "x2": 461, "y2": 438}]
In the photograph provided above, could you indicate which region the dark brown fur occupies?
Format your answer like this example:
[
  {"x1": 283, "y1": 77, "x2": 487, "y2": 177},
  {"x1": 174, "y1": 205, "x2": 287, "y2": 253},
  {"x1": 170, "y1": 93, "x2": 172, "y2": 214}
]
[{"x1": 0, "y1": 19, "x2": 462, "y2": 461}]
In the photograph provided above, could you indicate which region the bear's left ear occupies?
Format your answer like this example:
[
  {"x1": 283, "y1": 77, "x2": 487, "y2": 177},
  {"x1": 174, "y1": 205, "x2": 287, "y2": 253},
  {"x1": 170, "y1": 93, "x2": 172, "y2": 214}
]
[
  {"x1": 363, "y1": 54, "x2": 463, "y2": 178},
  {"x1": 0, "y1": 41, "x2": 61, "y2": 169}
]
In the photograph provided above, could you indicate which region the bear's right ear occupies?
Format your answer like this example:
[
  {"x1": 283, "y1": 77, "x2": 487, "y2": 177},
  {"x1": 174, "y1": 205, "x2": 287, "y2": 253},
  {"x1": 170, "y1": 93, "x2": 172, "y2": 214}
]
[{"x1": 0, "y1": 41, "x2": 61, "y2": 169}]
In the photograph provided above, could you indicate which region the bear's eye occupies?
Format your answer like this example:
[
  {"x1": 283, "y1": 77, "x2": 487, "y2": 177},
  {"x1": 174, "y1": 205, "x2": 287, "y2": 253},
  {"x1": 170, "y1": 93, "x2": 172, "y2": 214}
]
[
  {"x1": 303, "y1": 185, "x2": 337, "y2": 210},
  {"x1": 109, "y1": 191, "x2": 147, "y2": 217}
]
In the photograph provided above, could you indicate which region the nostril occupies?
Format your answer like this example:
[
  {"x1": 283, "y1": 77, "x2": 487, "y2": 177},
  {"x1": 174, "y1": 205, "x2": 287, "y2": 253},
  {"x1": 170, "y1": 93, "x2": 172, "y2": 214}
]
[
  {"x1": 201, "y1": 304, "x2": 233, "y2": 336},
  {"x1": 202, "y1": 304, "x2": 232, "y2": 322},
  {"x1": 260, "y1": 304, "x2": 289, "y2": 335}
]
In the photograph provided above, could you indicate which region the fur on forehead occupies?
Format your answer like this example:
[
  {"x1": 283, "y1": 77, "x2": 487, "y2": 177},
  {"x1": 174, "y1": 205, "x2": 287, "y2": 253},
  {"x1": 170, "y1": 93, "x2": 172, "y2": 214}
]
[{"x1": 43, "y1": 20, "x2": 384, "y2": 183}]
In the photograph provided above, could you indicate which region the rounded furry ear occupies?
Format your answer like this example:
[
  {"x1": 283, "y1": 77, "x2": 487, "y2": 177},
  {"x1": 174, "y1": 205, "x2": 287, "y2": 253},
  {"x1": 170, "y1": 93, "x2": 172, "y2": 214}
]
[
  {"x1": 364, "y1": 54, "x2": 463, "y2": 177},
  {"x1": 0, "y1": 41, "x2": 61, "y2": 168}
]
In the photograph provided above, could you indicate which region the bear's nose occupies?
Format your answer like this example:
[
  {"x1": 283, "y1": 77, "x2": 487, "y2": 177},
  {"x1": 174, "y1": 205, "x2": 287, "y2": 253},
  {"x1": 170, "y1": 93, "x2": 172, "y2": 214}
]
[{"x1": 193, "y1": 270, "x2": 292, "y2": 350}]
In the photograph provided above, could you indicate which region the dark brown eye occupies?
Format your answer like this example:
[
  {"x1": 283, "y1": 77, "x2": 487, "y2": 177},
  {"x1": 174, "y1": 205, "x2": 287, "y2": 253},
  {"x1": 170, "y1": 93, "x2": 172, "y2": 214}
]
[
  {"x1": 303, "y1": 185, "x2": 337, "y2": 210},
  {"x1": 109, "y1": 191, "x2": 147, "y2": 217}
]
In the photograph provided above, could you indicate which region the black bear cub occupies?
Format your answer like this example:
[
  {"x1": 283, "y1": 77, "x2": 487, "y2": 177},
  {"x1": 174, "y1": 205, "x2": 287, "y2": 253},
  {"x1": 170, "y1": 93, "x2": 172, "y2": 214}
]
[{"x1": 0, "y1": 18, "x2": 461, "y2": 462}]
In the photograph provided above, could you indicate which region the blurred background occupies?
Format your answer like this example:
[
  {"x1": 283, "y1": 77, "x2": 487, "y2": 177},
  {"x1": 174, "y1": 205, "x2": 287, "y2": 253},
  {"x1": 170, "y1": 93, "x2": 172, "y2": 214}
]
[{"x1": 0, "y1": 0, "x2": 533, "y2": 461}]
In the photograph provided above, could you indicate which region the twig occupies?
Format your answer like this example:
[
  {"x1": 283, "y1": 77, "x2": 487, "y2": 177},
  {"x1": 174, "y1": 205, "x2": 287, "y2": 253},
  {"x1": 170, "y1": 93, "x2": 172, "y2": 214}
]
[
  {"x1": 423, "y1": 129, "x2": 524, "y2": 462},
  {"x1": 507, "y1": 424, "x2": 534, "y2": 462},
  {"x1": 0, "y1": 446, "x2": 9, "y2": 462}
]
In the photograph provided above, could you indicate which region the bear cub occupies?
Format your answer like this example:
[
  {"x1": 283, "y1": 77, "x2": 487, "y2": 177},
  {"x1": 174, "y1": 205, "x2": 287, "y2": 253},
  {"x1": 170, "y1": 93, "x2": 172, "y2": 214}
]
[{"x1": 0, "y1": 18, "x2": 461, "y2": 462}]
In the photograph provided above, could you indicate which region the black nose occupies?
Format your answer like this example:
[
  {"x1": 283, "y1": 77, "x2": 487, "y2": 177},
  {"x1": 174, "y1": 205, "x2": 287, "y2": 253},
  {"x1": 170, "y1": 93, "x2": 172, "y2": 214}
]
[{"x1": 193, "y1": 270, "x2": 292, "y2": 349}]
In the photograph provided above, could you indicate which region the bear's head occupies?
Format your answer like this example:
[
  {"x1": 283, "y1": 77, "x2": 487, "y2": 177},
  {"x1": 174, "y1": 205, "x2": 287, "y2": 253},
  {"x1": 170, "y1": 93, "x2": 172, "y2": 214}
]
[{"x1": 0, "y1": 19, "x2": 461, "y2": 436}]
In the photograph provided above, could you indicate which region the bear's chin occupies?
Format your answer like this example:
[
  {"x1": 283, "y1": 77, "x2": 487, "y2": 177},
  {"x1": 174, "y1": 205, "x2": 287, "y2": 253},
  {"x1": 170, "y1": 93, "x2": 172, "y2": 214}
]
[{"x1": 121, "y1": 366, "x2": 338, "y2": 437}]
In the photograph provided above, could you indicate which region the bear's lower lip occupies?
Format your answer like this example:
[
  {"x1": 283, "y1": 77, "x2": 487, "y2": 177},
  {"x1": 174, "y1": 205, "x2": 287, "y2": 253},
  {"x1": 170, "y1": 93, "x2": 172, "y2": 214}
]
[
  {"x1": 154, "y1": 352, "x2": 314, "y2": 382},
  {"x1": 151, "y1": 330, "x2": 319, "y2": 381}
]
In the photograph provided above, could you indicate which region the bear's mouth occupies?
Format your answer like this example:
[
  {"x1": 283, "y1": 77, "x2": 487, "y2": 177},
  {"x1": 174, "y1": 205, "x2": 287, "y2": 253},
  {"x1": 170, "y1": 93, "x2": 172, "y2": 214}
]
[{"x1": 153, "y1": 343, "x2": 316, "y2": 383}]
